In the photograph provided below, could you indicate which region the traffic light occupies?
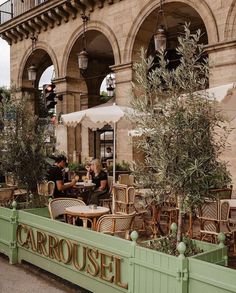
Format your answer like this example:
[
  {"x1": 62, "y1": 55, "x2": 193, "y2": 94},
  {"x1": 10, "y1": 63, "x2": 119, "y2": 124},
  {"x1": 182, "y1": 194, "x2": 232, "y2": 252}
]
[{"x1": 43, "y1": 83, "x2": 57, "y2": 110}]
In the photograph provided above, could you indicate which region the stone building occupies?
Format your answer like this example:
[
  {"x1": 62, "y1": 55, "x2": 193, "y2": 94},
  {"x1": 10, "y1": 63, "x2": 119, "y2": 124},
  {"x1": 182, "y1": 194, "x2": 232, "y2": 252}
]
[{"x1": 1, "y1": 0, "x2": 236, "y2": 185}]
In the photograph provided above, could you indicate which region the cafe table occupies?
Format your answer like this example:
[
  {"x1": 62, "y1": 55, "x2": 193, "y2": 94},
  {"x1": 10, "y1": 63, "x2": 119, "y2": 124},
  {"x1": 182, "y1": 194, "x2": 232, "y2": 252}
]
[
  {"x1": 68, "y1": 182, "x2": 96, "y2": 200},
  {"x1": 65, "y1": 205, "x2": 110, "y2": 230}
]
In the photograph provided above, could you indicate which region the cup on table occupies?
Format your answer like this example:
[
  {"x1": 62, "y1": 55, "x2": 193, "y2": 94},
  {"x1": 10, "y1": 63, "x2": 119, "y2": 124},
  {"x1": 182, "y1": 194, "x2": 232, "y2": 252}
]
[{"x1": 88, "y1": 179, "x2": 92, "y2": 184}]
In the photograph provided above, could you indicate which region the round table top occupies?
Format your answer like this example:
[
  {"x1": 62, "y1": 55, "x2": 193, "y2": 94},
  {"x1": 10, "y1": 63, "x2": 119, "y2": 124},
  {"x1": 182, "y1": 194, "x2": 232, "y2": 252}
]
[
  {"x1": 74, "y1": 182, "x2": 96, "y2": 189},
  {"x1": 65, "y1": 205, "x2": 110, "y2": 217}
]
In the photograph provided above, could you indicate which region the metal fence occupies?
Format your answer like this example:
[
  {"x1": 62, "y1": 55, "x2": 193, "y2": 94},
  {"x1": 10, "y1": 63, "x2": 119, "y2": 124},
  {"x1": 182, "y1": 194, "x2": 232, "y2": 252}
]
[{"x1": 0, "y1": 0, "x2": 48, "y2": 25}]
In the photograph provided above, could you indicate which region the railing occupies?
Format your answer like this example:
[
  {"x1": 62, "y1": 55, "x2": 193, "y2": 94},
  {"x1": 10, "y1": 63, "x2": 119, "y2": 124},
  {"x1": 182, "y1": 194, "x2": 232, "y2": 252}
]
[{"x1": 0, "y1": 0, "x2": 48, "y2": 25}]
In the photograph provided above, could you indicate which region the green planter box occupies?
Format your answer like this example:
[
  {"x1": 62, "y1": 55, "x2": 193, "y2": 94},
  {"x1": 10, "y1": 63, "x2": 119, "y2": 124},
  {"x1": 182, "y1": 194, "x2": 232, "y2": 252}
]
[{"x1": 0, "y1": 205, "x2": 235, "y2": 293}]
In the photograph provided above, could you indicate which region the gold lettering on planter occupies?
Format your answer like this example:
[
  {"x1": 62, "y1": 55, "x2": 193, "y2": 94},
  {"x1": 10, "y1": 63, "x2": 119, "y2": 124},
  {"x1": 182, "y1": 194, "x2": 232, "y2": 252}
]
[
  {"x1": 87, "y1": 248, "x2": 99, "y2": 276},
  {"x1": 72, "y1": 243, "x2": 87, "y2": 271},
  {"x1": 48, "y1": 235, "x2": 60, "y2": 261},
  {"x1": 100, "y1": 252, "x2": 114, "y2": 283},
  {"x1": 59, "y1": 239, "x2": 72, "y2": 264},
  {"x1": 16, "y1": 224, "x2": 26, "y2": 246},
  {"x1": 37, "y1": 230, "x2": 48, "y2": 257},
  {"x1": 16, "y1": 224, "x2": 128, "y2": 289},
  {"x1": 114, "y1": 257, "x2": 128, "y2": 289},
  {"x1": 24, "y1": 228, "x2": 37, "y2": 251}
]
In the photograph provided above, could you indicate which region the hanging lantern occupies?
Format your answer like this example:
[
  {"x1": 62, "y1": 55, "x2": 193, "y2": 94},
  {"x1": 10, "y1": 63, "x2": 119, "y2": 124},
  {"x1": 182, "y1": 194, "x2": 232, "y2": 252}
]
[
  {"x1": 27, "y1": 64, "x2": 37, "y2": 81},
  {"x1": 154, "y1": 0, "x2": 168, "y2": 52},
  {"x1": 78, "y1": 13, "x2": 89, "y2": 70},
  {"x1": 78, "y1": 50, "x2": 89, "y2": 70},
  {"x1": 154, "y1": 26, "x2": 167, "y2": 52},
  {"x1": 106, "y1": 74, "x2": 115, "y2": 97}
]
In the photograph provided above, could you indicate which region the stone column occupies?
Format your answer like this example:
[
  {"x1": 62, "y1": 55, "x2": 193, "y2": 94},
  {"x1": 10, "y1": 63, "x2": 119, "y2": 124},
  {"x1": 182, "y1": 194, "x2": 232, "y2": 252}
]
[
  {"x1": 206, "y1": 40, "x2": 236, "y2": 87},
  {"x1": 111, "y1": 62, "x2": 134, "y2": 163},
  {"x1": 53, "y1": 77, "x2": 84, "y2": 163}
]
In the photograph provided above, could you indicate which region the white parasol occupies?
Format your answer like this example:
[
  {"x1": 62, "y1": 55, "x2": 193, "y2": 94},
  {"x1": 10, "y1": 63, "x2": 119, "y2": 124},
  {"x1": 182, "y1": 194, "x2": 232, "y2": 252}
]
[{"x1": 62, "y1": 100, "x2": 133, "y2": 183}]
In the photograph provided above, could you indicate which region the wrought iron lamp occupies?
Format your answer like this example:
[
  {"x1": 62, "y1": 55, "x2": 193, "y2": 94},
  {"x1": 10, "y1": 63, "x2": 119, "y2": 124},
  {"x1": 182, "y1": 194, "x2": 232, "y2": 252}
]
[
  {"x1": 106, "y1": 74, "x2": 115, "y2": 97},
  {"x1": 154, "y1": 0, "x2": 168, "y2": 52},
  {"x1": 27, "y1": 33, "x2": 38, "y2": 81},
  {"x1": 78, "y1": 13, "x2": 89, "y2": 70}
]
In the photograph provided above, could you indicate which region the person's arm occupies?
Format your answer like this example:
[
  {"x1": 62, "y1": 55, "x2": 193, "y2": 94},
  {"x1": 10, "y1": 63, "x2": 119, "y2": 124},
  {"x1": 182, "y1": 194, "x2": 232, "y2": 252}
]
[
  {"x1": 97, "y1": 179, "x2": 107, "y2": 191},
  {"x1": 56, "y1": 175, "x2": 79, "y2": 191}
]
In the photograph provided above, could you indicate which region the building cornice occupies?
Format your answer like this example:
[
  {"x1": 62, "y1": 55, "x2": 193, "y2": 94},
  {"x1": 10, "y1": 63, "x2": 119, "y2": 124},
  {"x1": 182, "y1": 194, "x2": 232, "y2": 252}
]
[
  {"x1": 0, "y1": 0, "x2": 122, "y2": 45},
  {"x1": 204, "y1": 39, "x2": 236, "y2": 53}
]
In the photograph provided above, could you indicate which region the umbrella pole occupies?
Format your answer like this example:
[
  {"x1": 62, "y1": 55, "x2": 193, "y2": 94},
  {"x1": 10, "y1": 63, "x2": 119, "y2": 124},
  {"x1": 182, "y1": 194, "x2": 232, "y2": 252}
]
[{"x1": 112, "y1": 122, "x2": 116, "y2": 213}]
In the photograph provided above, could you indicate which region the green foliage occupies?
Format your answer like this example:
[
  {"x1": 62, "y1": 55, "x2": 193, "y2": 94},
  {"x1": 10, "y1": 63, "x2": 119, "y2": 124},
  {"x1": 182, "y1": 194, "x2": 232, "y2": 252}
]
[
  {"x1": 0, "y1": 91, "x2": 53, "y2": 192},
  {"x1": 68, "y1": 162, "x2": 86, "y2": 172},
  {"x1": 141, "y1": 231, "x2": 203, "y2": 257},
  {"x1": 107, "y1": 160, "x2": 131, "y2": 172},
  {"x1": 129, "y1": 24, "x2": 231, "y2": 240}
]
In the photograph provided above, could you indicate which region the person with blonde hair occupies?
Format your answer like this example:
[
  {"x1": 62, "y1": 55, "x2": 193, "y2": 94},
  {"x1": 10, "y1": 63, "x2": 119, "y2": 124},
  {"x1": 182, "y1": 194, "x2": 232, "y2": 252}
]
[{"x1": 86, "y1": 158, "x2": 108, "y2": 204}]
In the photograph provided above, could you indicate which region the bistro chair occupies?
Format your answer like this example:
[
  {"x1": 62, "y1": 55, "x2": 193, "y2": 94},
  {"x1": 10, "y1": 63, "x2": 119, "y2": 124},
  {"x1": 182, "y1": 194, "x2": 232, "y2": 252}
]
[
  {"x1": 113, "y1": 184, "x2": 136, "y2": 214},
  {"x1": 5, "y1": 173, "x2": 18, "y2": 188},
  {"x1": 48, "y1": 197, "x2": 86, "y2": 223},
  {"x1": 96, "y1": 211, "x2": 136, "y2": 240},
  {"x1": 199, "y1": 200, "x2": 236, "y2": 252},
  {"x1": 209, "y1": 186, "x2": 233, "y2": 200},
  {"x1": 0, "y1": 187, "x2": 14, "y2": 207},
  {"x1": 37, "y1": 180, "x2": 55, "y2": 205},
  {"x1": 113, "y1": 184, "x2": 148, "y2": 234},
  {"x1": 118, "y1": 174, "x2": 134, "y2": 186}
]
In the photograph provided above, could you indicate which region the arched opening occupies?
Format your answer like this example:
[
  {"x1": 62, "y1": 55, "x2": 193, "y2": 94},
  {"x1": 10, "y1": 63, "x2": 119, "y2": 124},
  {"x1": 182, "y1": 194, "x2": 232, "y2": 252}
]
[
  {"x1": 65, "y1": 29, "x2": 115, "y2": 162},
  {"x1": 21, "y1": 49, "x2": 55, "y2": 116},
  {"x1": 132, "y1": 2, "x2": 208, "y2": 71}
]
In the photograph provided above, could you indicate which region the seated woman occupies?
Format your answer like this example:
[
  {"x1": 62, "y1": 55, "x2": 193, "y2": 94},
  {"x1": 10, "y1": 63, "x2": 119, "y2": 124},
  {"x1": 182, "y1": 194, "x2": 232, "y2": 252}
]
[{"x1": 86, "y1": 159, "x2": 108, "y2": 205}]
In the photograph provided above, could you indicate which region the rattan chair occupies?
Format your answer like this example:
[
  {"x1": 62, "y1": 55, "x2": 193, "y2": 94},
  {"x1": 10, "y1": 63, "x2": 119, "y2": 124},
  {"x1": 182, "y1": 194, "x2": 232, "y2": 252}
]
[
  {"x1": 118, "y1": 174, "x2": 134, "y2": 186},
  {"x1": 48, "y1": 197, "x2": 86, "y2": 222},
  {"x1": 37, "y1": 180, "x2": 55, "y2": 205},
  {"x1": 113, "y1": 184, "x2": 136, "y2": 214},
  {"x1": 96, "y1": 211, "x2": 136, "y2": 239},
  {"x1": 199, "y1": 200, "x2": 236, "y2": 252},
  {"x1": 113, "y1": 184, "x2": 148, "y2": 234},
  {"x1": 0, "y1": 187, "x2": 14, "y2": 207}
]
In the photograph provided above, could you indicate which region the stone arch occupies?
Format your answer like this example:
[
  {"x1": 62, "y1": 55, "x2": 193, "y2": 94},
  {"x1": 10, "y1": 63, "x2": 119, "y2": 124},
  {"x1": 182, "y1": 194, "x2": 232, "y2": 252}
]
[
  {"x1": 17, "y1": 41, "x2": 59, "y2": 88},
  {"x1": 124, "y1": 0, "x2": 218, "y2": 62},
  {"x1": 61, "y1": 20, "x2": 121, "y2": 77},
  {"x1": 224, "y1": 0, "x2": 236, "y2": 40}
]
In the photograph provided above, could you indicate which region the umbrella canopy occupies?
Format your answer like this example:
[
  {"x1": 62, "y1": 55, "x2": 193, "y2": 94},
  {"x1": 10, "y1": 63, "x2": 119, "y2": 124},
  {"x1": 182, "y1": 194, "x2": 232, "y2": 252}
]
[
  {"x1": 62, "y1": 103, "x2": 130, "y2": 129},
  {"x1": 61, "y1": 101, "x2": 133, "y2": 183}
]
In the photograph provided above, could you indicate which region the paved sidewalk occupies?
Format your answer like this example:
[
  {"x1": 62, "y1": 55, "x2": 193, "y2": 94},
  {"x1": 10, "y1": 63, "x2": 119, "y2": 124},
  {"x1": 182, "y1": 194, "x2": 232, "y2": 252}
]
[{"x1": 0, "y1": 254, "x2": 90, "y2": 293}]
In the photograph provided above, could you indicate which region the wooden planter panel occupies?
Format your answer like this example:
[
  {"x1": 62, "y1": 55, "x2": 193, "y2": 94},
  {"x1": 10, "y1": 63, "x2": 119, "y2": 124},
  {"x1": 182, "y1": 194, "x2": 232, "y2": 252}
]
[
  {"x1": 189, "y1": 258, "x2": 236, "y2": 293},
  {"x1": 0, "y1": 206, "x2": 232, "y2": 293}
]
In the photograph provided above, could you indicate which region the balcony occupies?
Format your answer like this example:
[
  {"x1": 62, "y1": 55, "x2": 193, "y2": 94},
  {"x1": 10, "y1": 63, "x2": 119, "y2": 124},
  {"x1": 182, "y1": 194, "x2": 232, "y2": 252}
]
[
  {"x1": 0, "y1": 0, "x2": 48, "y2": 25},
  {"x1": 0, "y1": 0, "x2": 117, "y2": 45}
]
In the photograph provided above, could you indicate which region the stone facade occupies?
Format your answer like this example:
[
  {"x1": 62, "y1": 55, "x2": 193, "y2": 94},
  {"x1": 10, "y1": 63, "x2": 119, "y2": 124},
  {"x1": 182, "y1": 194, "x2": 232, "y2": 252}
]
[{"x1": 1, "y1": 0, "x2": 236, "y2": 186}]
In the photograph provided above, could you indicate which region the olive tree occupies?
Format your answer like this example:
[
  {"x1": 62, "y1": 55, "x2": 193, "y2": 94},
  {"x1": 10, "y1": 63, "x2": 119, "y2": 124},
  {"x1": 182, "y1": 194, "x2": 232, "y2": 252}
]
[
  {"x1": 129, "y1": 25, "x2": 231, "y2": 242},
  {"x1": 0, "y1": 90, "x2": 52, "y2": 193}
]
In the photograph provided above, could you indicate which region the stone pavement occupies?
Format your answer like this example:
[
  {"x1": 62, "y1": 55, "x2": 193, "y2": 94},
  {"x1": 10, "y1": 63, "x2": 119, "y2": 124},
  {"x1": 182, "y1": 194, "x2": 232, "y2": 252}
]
[{"x1": 0, "y1": 254, "x2": 91, "y2": 293}]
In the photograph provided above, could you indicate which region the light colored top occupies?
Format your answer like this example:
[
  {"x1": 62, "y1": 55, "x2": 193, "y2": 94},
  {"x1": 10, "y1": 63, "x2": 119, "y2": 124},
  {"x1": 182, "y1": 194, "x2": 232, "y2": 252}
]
[
  {"x1": 221, "y1": 199, "x2": 236, "y2": 208},
  {"x1": 65, "y1": 205, "x2": 110, "y2": 217}
]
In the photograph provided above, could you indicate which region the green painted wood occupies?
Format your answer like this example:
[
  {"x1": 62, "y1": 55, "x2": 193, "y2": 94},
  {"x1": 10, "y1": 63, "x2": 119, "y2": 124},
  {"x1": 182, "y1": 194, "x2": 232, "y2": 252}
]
[
  {"x1": 189, "y1": 258, "x2": 236, "y2": 293},
  {"x1": 0, "y1": 206, "x2": 232, "y2": 293},
  {"x1": 0, "y1": 206, "x2": 17, "y2": 263}
]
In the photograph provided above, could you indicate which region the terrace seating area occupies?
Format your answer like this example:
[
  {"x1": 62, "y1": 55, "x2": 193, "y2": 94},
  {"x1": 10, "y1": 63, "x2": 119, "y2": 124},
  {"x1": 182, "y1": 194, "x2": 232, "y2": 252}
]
[{"x1": 1, "y1": 170, "x2": 236, "y2": 255}]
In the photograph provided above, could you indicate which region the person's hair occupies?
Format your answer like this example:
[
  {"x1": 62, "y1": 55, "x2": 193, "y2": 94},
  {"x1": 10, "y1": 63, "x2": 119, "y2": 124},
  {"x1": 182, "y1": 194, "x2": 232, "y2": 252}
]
[
  {"x1": 91, "y1": 158, "x2": 102, "y2": 173},
  {"x1": 106, "y1": 147, "x2": 112, "y2": 151},
  {"x1": 55, "y1": 155, "x2": 67, "y2": 163}
]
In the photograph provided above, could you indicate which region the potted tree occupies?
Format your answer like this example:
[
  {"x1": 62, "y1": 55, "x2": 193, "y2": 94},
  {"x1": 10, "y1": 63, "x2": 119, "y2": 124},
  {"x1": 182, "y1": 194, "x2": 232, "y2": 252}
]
[
  {"x1": 0, "y1": 90, "x2": 52, "y2": 206},
  {"x1": 129, "y1": 24, "x2": 231, "y2": 245}
]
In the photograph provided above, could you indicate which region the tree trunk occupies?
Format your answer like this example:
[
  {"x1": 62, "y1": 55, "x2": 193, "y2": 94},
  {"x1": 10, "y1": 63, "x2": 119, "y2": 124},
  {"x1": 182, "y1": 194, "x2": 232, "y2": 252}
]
[{"x1": 177, "y1": 195, "x2": 183, "y2": 243}]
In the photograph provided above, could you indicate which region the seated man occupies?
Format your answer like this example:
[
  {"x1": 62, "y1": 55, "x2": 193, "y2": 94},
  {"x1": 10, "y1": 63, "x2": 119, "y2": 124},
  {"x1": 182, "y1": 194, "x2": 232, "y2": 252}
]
[
  {"x1": 47, "y1": 155, "x2": 79, "y2": 198},
  {"x1": 102, "y1": 147, "x2": 113, "y2": 163}
]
